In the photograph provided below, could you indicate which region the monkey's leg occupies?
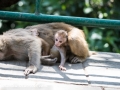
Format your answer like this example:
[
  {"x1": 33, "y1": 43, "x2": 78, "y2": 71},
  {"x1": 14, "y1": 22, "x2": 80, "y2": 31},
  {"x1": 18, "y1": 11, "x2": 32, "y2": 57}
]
[
  {"x1": 41, "y1": 39, "x2": 50, "y2": 56},
  {"x1": 24, "y1": 40, "x2": 41, "y2": 76},
  {"x1": 58, "y1": 47, "x2": 67, "y2": 71},
  {"x1": 69, "y1": 51, "x2": 96, "y2": 64},
  {"x1": 68, "y1": 55, "x2": 84, "y2": 64},
  {"x1": 66, "y1": 51, "x2": 83, "y2": 64}
]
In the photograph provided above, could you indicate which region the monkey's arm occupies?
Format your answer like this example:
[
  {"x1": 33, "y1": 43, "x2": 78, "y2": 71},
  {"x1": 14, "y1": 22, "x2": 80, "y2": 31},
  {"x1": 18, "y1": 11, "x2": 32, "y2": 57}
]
[
  {"x1": 58, "y1": 47, "x2": 66, "y2": 71},
  {"x1": 41, "y1": 38, "x2": 50, "y2": 56},
  {"x1": 24, "y1": 40, "x2": 41, "y2": 76}
]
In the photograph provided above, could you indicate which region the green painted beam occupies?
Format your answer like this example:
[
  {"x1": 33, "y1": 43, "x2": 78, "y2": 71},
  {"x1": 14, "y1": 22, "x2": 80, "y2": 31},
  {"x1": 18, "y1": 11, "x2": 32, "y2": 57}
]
[
  {"x1": 35, "y1": 0, "x2": 40, "y2": 15},
  {"x1": 0, "y1": 11, "x2": 120, "y2": 29}
]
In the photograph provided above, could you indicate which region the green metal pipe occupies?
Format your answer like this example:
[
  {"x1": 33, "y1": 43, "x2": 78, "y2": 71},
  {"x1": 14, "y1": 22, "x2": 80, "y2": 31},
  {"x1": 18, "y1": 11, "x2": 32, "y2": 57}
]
[
  {"x1": 35, "y1": 0, "x2": 40, "y2": 15},
  {"x1": 0, "y1": 11, "x2": 120, "y2": 29}
]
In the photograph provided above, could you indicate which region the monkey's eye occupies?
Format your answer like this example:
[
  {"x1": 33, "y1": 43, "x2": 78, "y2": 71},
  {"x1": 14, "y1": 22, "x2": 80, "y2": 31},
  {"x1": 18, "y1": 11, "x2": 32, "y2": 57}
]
[
  {"x1": 43, "y1": 33, "x2": 46, "y2": 35},
  {"x1": 56, "y1": 39, "x2": 58, "y2": 41},
  {"x1": 59, "y1": 41, "x2": 62, "y2": 43}
]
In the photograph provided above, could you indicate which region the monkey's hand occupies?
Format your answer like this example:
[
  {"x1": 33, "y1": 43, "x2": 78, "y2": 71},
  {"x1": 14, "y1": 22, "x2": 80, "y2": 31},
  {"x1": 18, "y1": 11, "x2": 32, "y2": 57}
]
[
  {"x1": 59, "y1": 65, "x2": 66, "y2": 71},
  {"x1": 24, "y1": 66, "x2": 37, "y2": 76}
]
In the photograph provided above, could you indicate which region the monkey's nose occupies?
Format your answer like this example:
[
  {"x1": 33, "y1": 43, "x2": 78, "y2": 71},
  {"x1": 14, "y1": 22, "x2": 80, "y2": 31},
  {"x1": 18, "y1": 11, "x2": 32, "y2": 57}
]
[{"x1": 55, "y1": 43, "x2": 60, "y2": 47}]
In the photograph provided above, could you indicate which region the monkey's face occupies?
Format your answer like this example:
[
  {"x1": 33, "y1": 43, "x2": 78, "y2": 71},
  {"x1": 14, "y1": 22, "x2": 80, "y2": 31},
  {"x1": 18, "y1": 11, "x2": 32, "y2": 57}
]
[
  {"x1": 54, "y1": 30, "x2": 67, "y2": 47},
  {"x1": 31, "y1": 29, "x2": 39, "y2": 36},
  {"x1": 54, "y1": 36, "x2": 67, "y2": 47},
  {"x1": 38, "y1": 30, "x2": 54, "y2": 40}
]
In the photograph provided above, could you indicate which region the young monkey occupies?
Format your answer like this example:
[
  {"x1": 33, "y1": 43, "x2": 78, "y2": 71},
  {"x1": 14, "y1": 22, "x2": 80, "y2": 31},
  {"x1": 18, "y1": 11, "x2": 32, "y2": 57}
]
[{"x1": 42, "y1": 30, "x2": 68, "y2": 71}]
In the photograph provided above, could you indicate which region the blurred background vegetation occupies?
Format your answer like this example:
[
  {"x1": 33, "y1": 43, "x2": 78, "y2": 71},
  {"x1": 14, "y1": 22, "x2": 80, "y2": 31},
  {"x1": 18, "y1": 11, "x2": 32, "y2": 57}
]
[{"x1": 0, "y1": 0, "x2": 120, "y2": 53}]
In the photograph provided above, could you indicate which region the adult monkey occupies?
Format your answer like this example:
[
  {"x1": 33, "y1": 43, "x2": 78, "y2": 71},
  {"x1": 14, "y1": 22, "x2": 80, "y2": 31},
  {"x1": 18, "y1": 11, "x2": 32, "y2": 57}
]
[
  {"x1": 0, "y1": 29, "x2": 42, "y2": 76},
  {"x1": 26, "y1": 22, "x2": 94, "y2": 63}
]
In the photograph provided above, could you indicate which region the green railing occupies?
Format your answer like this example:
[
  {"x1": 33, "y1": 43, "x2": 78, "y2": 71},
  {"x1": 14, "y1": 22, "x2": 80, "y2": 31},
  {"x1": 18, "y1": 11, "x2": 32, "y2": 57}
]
[{"x1": 0, "y1": 0, "x2": 120, "y2": 29}]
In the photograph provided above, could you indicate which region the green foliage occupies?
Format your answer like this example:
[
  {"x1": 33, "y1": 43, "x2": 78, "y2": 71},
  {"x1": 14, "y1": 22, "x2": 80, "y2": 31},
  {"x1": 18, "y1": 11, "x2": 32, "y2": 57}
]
[{"x1": 0, "y1": 0, "x2": 120, "y2": 53}]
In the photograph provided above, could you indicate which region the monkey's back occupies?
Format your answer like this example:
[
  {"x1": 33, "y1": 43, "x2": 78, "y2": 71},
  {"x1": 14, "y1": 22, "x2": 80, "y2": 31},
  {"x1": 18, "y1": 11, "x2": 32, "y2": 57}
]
[{"x1": 2, "y1": 28, "x2": 42, "y2": 61}]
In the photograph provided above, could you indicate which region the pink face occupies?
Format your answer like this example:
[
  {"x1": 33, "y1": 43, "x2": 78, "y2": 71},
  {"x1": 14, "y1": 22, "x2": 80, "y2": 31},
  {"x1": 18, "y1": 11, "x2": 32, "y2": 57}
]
[{"x1": 54, "y1": 35, "x2": 67, "y2": 47}]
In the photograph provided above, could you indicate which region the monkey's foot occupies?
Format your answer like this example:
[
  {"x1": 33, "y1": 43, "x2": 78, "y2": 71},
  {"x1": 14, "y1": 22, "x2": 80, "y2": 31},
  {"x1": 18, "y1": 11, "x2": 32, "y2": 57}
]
[
  {"x1": 59, "y1": 65, "x2": 66, "y2": 71},
  {"x1": 24, "y1": 66, "x2": 37, "y2": 76},
  {"x1": 89, "y1": 51, "x2": 97, "y2": 56},
  {"x1": 53, "y1": 58, "x2": 58, "y2": 62},
  {"x1": 69, "y1": 56, "x2": 83, "y2": 64},
  {"x1": 47, "y1": 58, "x2": 58, "y2": 65}
]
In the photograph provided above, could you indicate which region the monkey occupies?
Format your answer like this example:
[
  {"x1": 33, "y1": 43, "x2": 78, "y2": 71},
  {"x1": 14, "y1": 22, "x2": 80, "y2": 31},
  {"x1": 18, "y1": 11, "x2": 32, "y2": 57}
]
[
  {"x1": 26, "y1": 22, "x2": 95, "y2": 64},
  {"x1": 41, "y1": 30, "x2": 68, "y2": 71},
  {"x1": 0, "y1": 28, "x2": 43, "y2": 76},
  {"x1": 3, "y1": 28, "x2": 57, "y2": 68}
]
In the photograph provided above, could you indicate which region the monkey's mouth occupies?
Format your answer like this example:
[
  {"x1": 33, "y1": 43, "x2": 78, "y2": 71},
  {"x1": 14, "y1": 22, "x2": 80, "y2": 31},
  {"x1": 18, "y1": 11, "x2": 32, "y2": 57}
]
[
  {"x1": 55, "y1": 44, "x2": 62, "y2": 48},
  {"x1": 55, "y1": 44, "x2": 59, "y2": 47}
]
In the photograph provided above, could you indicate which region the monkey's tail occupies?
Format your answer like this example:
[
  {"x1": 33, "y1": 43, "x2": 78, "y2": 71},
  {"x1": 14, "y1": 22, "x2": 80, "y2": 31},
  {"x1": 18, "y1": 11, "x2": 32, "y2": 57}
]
[{"x1": 88, "y1": 51, "x2": 97, "y2": 57}]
